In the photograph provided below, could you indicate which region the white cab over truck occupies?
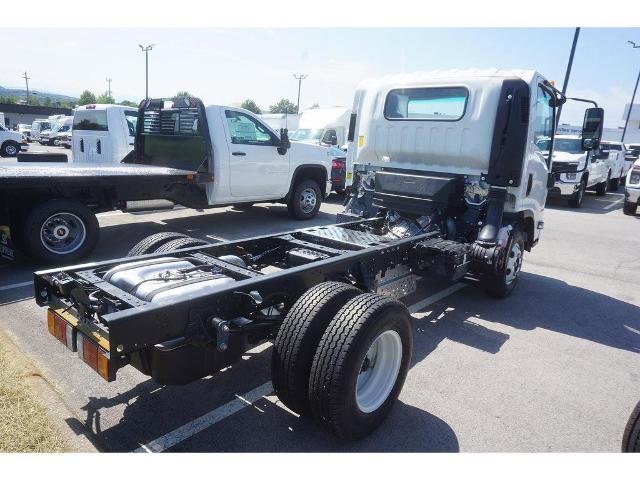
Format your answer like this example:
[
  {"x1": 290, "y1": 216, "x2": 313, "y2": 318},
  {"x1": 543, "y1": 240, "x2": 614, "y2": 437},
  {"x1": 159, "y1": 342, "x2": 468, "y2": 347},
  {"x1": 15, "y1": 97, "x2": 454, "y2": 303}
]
[
  {"x1": 290, "y1": 106, "x2": 351, "y2": 147},
  {"x1": 72, "y1": 105, "x2": 138, "y2": 164},
  {"x1": 259, "y1": 113, "x2": 301, "y2": 133},
  {"x1": 0, "y1": 97, "x2": 331, "y2": 263},
  {"x1": 31, "y1": 70, "x2": 604, "y2": 442},
  {"x1": 548, "y1": 134, "x2": 611, "y2": 207}
]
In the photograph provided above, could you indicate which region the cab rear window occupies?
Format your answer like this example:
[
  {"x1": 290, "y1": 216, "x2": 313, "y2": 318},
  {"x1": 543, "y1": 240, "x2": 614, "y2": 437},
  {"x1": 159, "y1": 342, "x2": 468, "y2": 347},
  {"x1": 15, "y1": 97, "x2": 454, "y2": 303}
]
[
  {"x1": 384, "y1": 87, "x2": 468, "y2": 121},
  {"x1": 73, "y1": 111, "x2": 108, "y2": 131}
]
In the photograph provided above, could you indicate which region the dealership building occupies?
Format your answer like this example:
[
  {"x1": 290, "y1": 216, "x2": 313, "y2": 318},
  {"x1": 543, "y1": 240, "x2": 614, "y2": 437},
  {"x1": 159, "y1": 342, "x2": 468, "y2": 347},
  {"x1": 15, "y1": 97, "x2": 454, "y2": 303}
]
[{"x1": 0, "y1": 103, "x2": 73, "y2": 129}]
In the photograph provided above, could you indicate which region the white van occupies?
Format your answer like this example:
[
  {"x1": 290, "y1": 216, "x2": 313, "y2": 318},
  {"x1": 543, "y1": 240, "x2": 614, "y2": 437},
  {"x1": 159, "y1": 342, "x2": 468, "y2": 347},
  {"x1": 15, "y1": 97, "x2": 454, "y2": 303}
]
[
  {"x1": 30, "y1": 119, "x2": 51, "y2": 142},
  {"x1": 290, "y1": 107, "x2": 352, "y2": 146},
  {"x1": 259, "y1": 113, "x2": 301, "y2": 132},
  {"x1": 72, "y1": 105, "x2": 138, "y2": 163}
]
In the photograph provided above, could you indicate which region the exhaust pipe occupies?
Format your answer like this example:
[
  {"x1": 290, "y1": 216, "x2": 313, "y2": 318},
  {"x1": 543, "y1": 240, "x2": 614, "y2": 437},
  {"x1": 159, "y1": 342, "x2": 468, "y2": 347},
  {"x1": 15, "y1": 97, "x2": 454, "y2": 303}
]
[{"x1": 477, "y1": 187, "x2": 507, "y2": 245}]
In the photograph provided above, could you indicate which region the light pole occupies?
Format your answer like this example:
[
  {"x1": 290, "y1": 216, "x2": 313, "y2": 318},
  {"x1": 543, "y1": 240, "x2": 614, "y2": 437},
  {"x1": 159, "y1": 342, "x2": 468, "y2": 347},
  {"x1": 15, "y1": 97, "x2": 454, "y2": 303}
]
[
  {"x1": 22, "y1": 71, "x2": 30, "y2": 103},
  {"x1": 293, "y1": 74, "x2": 307, "y2": 114},
  {"x1": 106, "y1": 77, "x2": 112, "y2": 98},
  {"x1": 622, "y1": 41, "x2": 640, "y2": 143},
  {"x1": 139, "y1": 44, "x2": 154, "y2": 99},
  {"x1": 556, "y1": 27, "x2": 580, "y2": 127}
]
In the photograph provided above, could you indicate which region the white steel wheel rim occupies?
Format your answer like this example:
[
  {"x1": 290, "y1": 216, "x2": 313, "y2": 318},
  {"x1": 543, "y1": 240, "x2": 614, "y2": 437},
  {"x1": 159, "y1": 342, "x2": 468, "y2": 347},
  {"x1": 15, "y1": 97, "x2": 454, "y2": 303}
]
[
  {"x1": 356, "y1": 330, "x2": 403, "y2": 413},
  {"x1": 40, "y1": 212, "x2": 87, "y2": 254},
  {"x1": 299, "y1": 188, "x2": 317, "y2": 214},
  {"x1": 505, "y1": 242, "x2": 522, "y2": 285}
]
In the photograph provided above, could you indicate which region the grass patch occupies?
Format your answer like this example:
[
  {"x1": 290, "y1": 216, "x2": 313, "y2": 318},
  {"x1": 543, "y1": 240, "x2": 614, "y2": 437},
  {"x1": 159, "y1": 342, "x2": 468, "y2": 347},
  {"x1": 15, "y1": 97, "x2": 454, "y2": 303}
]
[{"x1": 0, "y1": 334, "x2": 67, "y2": 452}]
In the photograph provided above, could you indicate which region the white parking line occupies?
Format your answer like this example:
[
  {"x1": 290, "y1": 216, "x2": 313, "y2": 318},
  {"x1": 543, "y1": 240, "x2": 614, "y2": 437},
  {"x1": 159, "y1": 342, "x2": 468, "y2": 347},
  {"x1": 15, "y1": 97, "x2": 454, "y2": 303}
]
[
  {"x1": 0, "y1": 281, "x2": 33, "y2": 292},
  {"x1": 604, "y1": 197, "x2": 624, "y2": 210},
  {"x1": 133, "y1": 282, "x2": 466, "y2": 452},
  {"x1": 133, "y1": 382, "x2": 274, "y2": 453}
]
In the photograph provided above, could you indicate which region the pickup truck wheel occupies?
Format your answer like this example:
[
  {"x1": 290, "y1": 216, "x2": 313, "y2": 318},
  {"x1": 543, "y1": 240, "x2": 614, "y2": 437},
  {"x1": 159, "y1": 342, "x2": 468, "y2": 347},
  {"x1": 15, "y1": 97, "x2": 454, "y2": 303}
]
[
  {"x1": 596, "y1": 174, "x2": 610, "y2": 196},
  {"x1": 567, "y1": 179, "x2": 585, "y2": 208},
  {"x1": 309, "y1": 293, "x2": 413, "y2": 440},
  {"x1": 609, "y1": 177, "x2": 619, "y2": 191},
  {"x1": 271, "y1": 281, "x2": 361, "y2": 417},
  {"x1": 22, "y1": 200, "x2": 99, "y2": 263},
  {"x1": 154, "y1": 237, "x2": 210, "y2": 253},
  {"x1": 623, "y1": 202, "x2": 638, "y2": 216},
  {"x1": 127, "y1": 232, "x2": 190, "y2": 256},
  {"x1": 1, "y1": 141, "x2": 19, "y2": 157},
  {"x1": 622, "y1": 400, "x2": 640, "y2": 452},
  {"x1": 288, "y1": 179, "x2": 322, "y2": 220},
  {"x1": 484, "y1": 228, "x2": 525, "y2": 298}
]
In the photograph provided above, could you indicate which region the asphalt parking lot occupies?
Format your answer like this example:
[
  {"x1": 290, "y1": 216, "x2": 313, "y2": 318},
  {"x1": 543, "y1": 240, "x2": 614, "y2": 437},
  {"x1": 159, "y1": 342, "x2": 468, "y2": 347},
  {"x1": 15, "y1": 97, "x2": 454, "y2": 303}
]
[{"x1": 0, "y1": 158, "x2": 639, "y2": 451}]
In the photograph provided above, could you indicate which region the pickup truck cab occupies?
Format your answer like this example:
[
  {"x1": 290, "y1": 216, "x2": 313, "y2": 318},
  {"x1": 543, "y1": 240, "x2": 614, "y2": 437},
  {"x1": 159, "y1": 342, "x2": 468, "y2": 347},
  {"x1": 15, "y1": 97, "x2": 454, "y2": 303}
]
[
  {"x1": 0, "y1": 123, "x2": 25, "y2": 157},
  {"x1": 600, "y1": 140, "x2": 630, "y2": 189},
  {"x1": 72, "y1": 105, "x2": 138, "y2": 164},
  {"x1": 548, "y1": 134, "x2": 611, "y2": 207},
  {"x1": 624, "y1": 158, "x2": 640, "y2": 215},
  {"x1": 0, "y1": 97, "x2": 331, "y2": 263}
]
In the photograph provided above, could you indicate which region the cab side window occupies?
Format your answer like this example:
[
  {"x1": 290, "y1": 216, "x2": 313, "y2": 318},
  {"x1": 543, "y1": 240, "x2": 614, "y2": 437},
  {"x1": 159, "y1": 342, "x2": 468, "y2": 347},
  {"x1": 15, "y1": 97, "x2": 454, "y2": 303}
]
[
  {"x1": 125, "y1": 110, "x2": 138, "y2": 136},
  {"x1": 533, "y1": 86, "x2": 554, "y2": 149},
  {"x1": 225, "y1": 110, "x2": 274, "y2": 146}
]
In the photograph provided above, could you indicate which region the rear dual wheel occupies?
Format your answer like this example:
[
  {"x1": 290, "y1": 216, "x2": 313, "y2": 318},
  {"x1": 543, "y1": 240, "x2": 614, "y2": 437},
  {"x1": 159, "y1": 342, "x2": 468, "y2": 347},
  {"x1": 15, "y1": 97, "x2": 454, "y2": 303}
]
[
  {"x1": 127, "y1": 231, "x2": 210, "y2": 256},
  {"x1": 272, "y1": 283, "x2": 413, "y2": 440}
]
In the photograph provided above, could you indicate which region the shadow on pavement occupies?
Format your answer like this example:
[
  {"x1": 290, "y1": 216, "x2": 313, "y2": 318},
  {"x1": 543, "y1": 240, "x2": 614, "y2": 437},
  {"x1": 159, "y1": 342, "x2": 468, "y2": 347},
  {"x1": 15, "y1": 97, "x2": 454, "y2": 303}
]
[{"x1": 546, "y1": 191, "x2": 624, "y2": 214}]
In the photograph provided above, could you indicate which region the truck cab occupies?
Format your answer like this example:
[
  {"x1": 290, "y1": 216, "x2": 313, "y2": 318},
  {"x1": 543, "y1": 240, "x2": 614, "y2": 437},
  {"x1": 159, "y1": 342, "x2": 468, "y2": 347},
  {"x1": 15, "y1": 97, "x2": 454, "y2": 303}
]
[
  {"x1": 30, "y1": 119, "x2": 51, "y2": 143},
  {"x1": 0, "y1": 123, "x2": 24, "y2": 157},
  {"x1": 600, "y1": 140, "x2": 630, "y2": 189},
  {"x1": 72, "y1": 105, "x2": 138, "y2": 164},
  {"x1": 549, "y1": 134, "x2": 611, "y2": 207},
  {"x1": 290, "y1": 106, "x2": 351, "y2": 147}
]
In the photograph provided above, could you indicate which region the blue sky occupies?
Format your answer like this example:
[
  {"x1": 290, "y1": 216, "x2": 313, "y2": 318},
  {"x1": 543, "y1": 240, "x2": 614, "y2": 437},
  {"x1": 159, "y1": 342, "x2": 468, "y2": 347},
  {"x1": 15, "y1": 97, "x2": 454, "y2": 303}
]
[{"x1": 2, "y1": 28, "x2": 639, "y2": 127}]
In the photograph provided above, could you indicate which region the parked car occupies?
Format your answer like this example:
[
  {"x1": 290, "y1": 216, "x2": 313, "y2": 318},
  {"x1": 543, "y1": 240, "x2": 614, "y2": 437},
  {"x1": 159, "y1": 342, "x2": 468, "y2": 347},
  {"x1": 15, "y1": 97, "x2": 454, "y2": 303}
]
[
  {"x1": 600, "y1": 141, "x2": 630, "y2": 189},
  {"x1": 0, "y1": 123, "x2": 24, "y2": 157},
  {"x1": 624, "y1": 158, "x2": 640, "y2": 216},
  {"x1": 327, "y1": 145, "x2": 347, "y2": 194},
  {"x1": 17, "y1": 124, "x2": 31, "y2": 141},
  {"x1": 30, "y1": 119, "x2": 51, "y2": 143},
  {"x1": 58, "y1": 131, "x2": 72, "y2": 149},
  {"x1": 548, "y1": 134, "x2": 611, "y2": 208}
]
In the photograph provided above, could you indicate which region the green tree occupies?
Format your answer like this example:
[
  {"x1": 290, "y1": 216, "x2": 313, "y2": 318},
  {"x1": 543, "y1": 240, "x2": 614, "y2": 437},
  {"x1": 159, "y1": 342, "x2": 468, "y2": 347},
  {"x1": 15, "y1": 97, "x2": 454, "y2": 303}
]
[
  {"x1": 0, "y1": 96, "x2": 16, "y2": 104},
  {"x1": 42, "y1": 97, "x2": 52, "y2": 106},
  {"x1": 96, "y1": 92, "x2": 115, "y2": 104},
  {"x1": 240, "y1": 99, "x2": 261, "y2": 114},
  {"x1": 58, "y1": 100, "x2": 71, "y2": 108},
  {"x1": 175, "y1": 91, "x2": 193, "y2": 98},
  {"x1": 269, "y1": 98, "x2": 297, "y2": 114},
  {"x1": 26, "y1": 96, "x2": 40, "y2": 106},
  {"x1": 78, "y1": 90, "x2": 97, "y2": 106},
  {"x1": 119, "y1": 100, "x2": 138, "y2": 107},
  {"x1": 309, "y1": 103, "x2": 320, "y2": 109}
]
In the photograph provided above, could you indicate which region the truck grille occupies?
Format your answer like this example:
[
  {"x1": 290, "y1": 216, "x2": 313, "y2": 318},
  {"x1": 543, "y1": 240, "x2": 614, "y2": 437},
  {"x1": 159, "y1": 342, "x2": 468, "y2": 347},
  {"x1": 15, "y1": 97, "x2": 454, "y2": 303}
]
[{"x1": 552, "y1": 162, "x2": 579, "y2": 173}]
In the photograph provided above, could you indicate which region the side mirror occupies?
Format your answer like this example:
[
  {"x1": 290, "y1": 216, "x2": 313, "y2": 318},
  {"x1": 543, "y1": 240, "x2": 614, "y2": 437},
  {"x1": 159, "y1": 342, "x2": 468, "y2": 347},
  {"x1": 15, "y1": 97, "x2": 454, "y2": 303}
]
[
  {"x1": 581, "y1": 107, "x2": 604, "y2": 151},
  {"x1": 330, "y1": 134, "x2": 338, "y2": 146},
  {"x1": 278, "y1": 128, "x2": 291, "y2": 155}
]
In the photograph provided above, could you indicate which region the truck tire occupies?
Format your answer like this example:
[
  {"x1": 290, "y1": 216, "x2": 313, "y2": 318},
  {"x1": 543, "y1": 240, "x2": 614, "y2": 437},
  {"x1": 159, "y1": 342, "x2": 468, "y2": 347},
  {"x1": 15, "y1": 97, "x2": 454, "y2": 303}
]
[
  {"x1": 0, "y1": 141, "x2": 20, "y2": 157},
  {"x1": 127, "y1": 232, "x2": 190, "y2": 256},
  {"x1": 154, "y1": 236, "x2": 210, "y2": 253},
  {"x1": 22, "y1": 199, "x2": 99, "y2": 263},
  {"x1": 271, "y1": 281, "x2": 361, "y2": 416},
  {"x1": 623, "y1": 202, "x2": 638, "y2": 216},
  {"x1": 484, "y1": 228, "x2": 525, "y2": 299},
  {"x1": 567, "y1": 179, "x2": 586, "y2": 208},
  {"x1": 596, "y1": 173, "x2": 610, "y2": 196},
  {"x1": 287, "y1": 179, "x2": 322, "y2": 220},
  {"x1": 622, "y1": 400, "x2": 640, "y2": 452},
  {"x1": 609, "y1": 177, "x2": 619, "y2": 191},
  {"x1": 309, "y1": 293, "x2": 413, "y2": 440}
]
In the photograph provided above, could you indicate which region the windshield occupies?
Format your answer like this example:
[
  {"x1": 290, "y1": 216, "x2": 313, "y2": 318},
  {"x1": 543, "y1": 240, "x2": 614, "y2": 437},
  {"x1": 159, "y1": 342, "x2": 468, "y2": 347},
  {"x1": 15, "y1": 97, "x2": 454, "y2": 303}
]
[
  {"x1": 290, "y1": 129, "x2": 323, "y2": 141},
  {"x1": 601, "y1": 143, "x2": 621, "y2": 151},
  {"x1": 554, "y1": 138, "x2": 584, "y2": 154},
  {"x1": 536, "y1": 138, "x2": 551, "y2": 151}
]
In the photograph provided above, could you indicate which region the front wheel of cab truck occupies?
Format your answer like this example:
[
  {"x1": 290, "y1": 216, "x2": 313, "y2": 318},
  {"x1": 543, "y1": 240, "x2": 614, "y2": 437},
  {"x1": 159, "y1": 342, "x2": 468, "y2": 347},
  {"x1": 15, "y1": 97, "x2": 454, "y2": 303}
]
[
  {"x1": 484, "y1": 228, "x2": 525, "y2": 299},
  {"x1": 609, "y1": 176, "x2": 620, "y2": 191},
  {"x1": 567, "y1": 179, "x2": 586, "y2": 208},
  {"x1": 21, "y1": 199, "x2": 99, "y2": 264},
  {"x1": 287, "y1": 179, "x2": 322, "y2": 220},
  {"x1": 309, "y1": 293, "x2": 413, "y2": 440},
  {"x1": 271, "y1": 281, "x2": 361, "y2": 417}
]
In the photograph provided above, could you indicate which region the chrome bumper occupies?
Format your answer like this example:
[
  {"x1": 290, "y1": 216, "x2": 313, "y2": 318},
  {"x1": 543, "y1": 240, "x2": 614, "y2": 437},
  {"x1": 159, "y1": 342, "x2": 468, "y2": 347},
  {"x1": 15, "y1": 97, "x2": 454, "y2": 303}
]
[{"x1": 549, "y1": 181, "x2": 581, "y2": 197}]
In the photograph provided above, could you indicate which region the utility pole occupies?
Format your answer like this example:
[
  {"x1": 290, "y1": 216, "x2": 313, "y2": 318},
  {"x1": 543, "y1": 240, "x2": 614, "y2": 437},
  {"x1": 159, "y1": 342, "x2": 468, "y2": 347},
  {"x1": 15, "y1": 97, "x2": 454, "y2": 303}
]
[
  {"x1": 293, "y1": 74, "x2": 308, "y2": 114},
  {"x1": 22, "y1": 71, "x2": 31, "y2": 103},
  {"x1": 622, "y1": 41, "x2": 640, "y2": 143},
  {"x1": 139, "y1": 44, "x2": 155, "y2": 99},
  {"x1": 106, "y1": 77, "x2": 112, "y2": 98},
  {"x1": 556, "y1": 27, "x2": 580, "y2": 127}
]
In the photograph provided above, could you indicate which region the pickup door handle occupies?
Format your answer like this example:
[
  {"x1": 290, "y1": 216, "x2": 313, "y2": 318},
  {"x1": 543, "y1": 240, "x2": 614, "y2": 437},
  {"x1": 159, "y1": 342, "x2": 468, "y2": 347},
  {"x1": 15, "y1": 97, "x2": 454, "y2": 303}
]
[{"x1": 232, "y1": 151, "x2": 246, "y2": 156}]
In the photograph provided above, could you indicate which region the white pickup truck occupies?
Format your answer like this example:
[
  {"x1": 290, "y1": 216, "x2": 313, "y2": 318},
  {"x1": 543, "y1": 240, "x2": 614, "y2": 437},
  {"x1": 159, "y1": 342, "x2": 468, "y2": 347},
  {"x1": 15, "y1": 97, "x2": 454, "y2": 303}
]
[
  {"x1": 0, "y1": 97, "x2": 332, "y2": 263},
  {"x1": 0, "y1": 123, "x2": 25, "y2": 157},
  {"x1": 600, "y1": 141, "x2": 632, "y2": 189},
  {"x1": 548, "y1": 134, "x2": 611, "y2": 207}
]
